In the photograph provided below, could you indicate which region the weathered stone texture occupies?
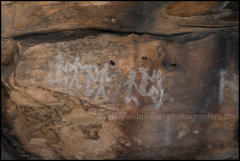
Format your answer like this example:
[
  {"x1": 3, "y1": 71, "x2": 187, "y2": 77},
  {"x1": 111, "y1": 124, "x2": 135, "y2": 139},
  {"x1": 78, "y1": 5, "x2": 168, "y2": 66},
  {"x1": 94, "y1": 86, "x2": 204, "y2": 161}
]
[
  {"x1": 1, "y1": 40, "x2": 17, "y2": 65},
  {"x1": 1, "y1": 1, "x2": 239, "y2": 160},
  {"x1": 1, "y1": 1, "x2": 238, "y2": 37}
]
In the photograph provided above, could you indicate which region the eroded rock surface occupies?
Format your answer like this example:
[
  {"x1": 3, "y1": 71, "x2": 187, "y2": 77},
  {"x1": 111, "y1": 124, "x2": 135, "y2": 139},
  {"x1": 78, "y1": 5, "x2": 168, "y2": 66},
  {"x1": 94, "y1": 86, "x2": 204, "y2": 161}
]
[
  {"x1": 1, "y1": 1, "x2": 239, "y2": 160},
  {"x1": 1, "y1": 40, "x2": 17, "y2": 65},
  {"x1": 1, "y1": 1, "x2": 239, "y2": 37}
]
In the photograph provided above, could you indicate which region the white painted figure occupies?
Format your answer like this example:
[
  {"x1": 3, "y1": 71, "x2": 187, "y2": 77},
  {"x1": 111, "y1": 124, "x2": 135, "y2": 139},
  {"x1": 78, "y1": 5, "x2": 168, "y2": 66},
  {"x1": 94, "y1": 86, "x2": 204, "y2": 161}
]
[
  {"x1": 124, "y1": 67, "x2": 164, "y2": 109},
  {"x1": 49, "y1": 53, "x2": 164, "y2": 109}
]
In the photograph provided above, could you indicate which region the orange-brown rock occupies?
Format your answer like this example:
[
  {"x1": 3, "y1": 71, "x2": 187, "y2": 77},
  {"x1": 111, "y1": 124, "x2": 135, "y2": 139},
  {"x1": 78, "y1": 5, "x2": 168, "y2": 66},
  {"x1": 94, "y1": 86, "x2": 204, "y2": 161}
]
[
  {"x1": 2, "y1": 30, "x2": 239, "y2": 159},
  {"x1": 166, "y1": 1, "x2": 217, "y2": 17},
  {"x1": 1, "y1": 1, "x2": 239, "y2": 160},
  {"x1": 1, "y1": 1, "x2": 238, "y2": 37}
]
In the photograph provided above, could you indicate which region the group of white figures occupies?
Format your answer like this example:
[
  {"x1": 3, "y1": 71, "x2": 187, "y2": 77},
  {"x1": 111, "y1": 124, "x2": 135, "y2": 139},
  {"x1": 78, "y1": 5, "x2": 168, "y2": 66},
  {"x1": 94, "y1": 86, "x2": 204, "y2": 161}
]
[{"x1": 48, "y1": 54, "x2": 164, "y2": 109}]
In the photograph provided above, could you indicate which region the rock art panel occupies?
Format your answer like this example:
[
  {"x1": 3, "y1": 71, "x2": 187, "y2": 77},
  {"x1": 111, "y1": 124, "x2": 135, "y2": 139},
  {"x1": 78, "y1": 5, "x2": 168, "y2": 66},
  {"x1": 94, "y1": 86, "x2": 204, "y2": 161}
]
[{"x1": 1, "y1": 1, "x2": 239, "y2": 160}]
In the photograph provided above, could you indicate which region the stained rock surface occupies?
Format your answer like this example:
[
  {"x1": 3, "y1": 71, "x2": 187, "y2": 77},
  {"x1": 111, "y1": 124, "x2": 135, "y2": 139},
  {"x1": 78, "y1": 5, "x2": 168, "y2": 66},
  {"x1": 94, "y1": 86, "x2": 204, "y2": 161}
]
[
  {"x1": 1, "y1": 1, "x2": 239, "y2": 37},
  {"x1": 1, "y1": 1, "x2": 239, "y2": 160}
]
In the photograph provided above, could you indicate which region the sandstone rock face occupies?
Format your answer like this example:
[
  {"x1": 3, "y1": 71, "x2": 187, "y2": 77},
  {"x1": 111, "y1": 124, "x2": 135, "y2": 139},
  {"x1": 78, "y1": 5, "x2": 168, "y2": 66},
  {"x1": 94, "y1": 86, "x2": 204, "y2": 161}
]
[
  {"x1": 1, "y1": 40, "x2": 17, "y2": 65},
  {"x1": 1, "y1": 1, "x2": 238, "y2": 37},
  {"x1": 1, "y1": 1, "x2": 239, "y2": 160}
]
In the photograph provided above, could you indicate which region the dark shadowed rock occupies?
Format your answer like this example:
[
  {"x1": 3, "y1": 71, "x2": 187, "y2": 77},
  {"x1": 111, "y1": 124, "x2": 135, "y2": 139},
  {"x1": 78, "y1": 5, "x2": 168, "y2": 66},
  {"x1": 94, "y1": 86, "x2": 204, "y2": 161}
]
[{"x1": 1, "y1": 40, "x2": 17, "y2": 65}]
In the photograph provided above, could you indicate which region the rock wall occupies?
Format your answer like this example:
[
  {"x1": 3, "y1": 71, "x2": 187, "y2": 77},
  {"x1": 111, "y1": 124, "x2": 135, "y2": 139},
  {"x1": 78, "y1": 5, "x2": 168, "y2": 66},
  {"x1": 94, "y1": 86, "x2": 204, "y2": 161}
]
[{"x1": 1, "y1": 1, "x2": 239, "y2": 160}]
